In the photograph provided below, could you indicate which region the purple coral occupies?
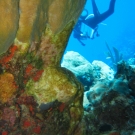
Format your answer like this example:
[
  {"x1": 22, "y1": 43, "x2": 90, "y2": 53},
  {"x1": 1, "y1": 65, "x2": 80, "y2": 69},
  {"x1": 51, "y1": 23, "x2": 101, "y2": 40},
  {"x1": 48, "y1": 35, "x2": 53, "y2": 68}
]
[{"x1": 2, "y1": 107, "x2": 16, "y2": 126}]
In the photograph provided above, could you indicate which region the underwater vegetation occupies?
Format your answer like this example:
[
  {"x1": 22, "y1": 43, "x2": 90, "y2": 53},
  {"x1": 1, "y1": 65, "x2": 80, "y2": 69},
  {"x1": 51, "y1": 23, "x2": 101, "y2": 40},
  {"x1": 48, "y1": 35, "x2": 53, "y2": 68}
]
[{"x1": 105, "y1": 42, "x2": 123, "y2": 70}]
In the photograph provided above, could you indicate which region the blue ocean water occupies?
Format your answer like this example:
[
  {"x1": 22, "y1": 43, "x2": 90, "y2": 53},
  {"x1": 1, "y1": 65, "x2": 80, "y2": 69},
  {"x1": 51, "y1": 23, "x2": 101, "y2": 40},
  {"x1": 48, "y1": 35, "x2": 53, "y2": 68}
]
[{"x1": 64, "y1": 0, "x2": 135, "y2": 66}]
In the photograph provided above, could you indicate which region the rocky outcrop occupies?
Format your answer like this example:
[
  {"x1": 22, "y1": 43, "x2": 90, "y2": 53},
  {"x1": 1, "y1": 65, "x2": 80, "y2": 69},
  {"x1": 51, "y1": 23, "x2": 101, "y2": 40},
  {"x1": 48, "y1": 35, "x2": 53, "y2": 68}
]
[
  {"x1": 62, "y1": 51, "x2": 114, "y2": 91},
  {"x1": 83, "y1": 61, "x2": 135, "y2": 135},
  {"x1": 62, "y1": 52, "x2": 135, "y2": 135},
  {"x1": 61, "y1": 51, "x2": 93, "y2": 91}
]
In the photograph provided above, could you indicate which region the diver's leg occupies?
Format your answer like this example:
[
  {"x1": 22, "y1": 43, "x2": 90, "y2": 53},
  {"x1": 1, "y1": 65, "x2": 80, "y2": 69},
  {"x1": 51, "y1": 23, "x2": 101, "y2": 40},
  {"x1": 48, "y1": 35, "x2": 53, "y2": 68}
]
[
  {"x1": 98, "y1": 0, "x2": 116, "y2": 23},
  {"x1": 91, "y1": 0, "x2": 100, "y2": 17}
]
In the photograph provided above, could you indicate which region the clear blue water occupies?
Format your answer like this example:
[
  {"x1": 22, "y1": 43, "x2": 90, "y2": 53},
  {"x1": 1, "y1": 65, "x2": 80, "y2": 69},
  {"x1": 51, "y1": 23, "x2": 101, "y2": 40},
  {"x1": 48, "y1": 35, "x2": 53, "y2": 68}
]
[{"x1": 64, "y1": 0, "x2": 135, "y2": 65}]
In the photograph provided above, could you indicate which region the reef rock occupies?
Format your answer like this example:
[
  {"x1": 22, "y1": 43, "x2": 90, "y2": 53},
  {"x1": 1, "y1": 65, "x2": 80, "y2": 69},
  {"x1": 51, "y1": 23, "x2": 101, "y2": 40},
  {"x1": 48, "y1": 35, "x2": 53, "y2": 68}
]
[
  {"x1": 61, "y1": 51, "x2": 93, "y2": 77},
  {"x1": 83, "y1": 61, "x2": 135, "y2": 135},
  {"x1": 62, "y1": 51, "x2": 114, "y2": 91},
  {"x1": 61, "y1": 51, "x2": 93, "y2": 91},
  {"x1": 92, "y1": 60, "x2": 114, "y2": 81},
  {"x1": 0, "y1": 1, "x2": 86, "y2": 135}
]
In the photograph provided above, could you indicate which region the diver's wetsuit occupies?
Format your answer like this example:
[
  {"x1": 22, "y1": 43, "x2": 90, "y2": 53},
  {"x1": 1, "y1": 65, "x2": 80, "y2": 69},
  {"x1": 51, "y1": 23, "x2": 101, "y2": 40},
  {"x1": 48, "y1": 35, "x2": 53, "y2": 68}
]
[
  {"x1": 84, "y1": 0, "x2": 116, "y2": 29},
  {"x1": 73, "y1": 0, "x2": 116, "y2": 43},
  {"x1": 73, "y1": 18, "x2": 88, "y2": 46}
]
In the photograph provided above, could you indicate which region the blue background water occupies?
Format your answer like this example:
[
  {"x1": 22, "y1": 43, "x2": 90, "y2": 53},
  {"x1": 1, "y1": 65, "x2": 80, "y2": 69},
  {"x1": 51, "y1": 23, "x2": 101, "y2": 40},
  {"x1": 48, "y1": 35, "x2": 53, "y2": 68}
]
[{"x1": 64, "y1": 0, "x2": 135, "y2": 66}]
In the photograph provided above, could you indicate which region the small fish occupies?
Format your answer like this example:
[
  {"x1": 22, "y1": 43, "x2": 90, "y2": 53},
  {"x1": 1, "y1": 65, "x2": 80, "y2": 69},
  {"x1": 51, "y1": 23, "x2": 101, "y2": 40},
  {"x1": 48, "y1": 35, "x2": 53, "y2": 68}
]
[{"x1": 106, "y1": 57, "x2": 111, "y2": 59}]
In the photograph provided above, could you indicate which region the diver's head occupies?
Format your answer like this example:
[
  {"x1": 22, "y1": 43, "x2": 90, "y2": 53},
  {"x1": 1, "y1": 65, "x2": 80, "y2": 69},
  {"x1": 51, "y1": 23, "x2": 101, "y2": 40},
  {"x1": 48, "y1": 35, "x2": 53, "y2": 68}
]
[{"x1": 80, "y1": 9, "x2": 88, "y2": 20}]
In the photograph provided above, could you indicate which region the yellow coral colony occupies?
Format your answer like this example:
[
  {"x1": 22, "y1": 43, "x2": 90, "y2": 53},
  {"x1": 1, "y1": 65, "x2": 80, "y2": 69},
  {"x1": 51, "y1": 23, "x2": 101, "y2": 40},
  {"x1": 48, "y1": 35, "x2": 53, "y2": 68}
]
[{"x1": 0, "y1": 73, "x2": 17, "y2": 103}]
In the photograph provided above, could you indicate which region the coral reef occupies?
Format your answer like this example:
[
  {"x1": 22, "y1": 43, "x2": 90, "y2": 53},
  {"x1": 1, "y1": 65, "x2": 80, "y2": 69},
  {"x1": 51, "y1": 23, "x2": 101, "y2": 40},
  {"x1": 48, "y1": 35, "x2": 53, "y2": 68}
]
[
  {"x1": 83, "y1": 61, "x2": 135, "y2": 135},
  {"x1": 62, "y1": 51, "x2": 135, "y2": 134},
  {"x1": 2, "y1": 1, "x2": 135, "y2": 134},
  {"x1": 61, "y1": 51, "x2": 94, "y2": 91},
  {"x1": 62, "y1": 51, "x2": 114, "y2": 91},
  {"x1": 0, "y1": 0, "x2": 86, "y2": 134},
  {"x1": 92, "y1": 60, "x2": 114, "y2": 81}
]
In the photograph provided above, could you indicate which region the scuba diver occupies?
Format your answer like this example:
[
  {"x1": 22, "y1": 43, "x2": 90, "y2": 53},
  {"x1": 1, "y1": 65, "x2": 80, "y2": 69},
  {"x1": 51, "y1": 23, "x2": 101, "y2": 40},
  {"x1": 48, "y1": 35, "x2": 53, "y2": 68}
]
[
  {"x1": 73, "y1": 9, "x2": 89, "y2": 46},
  {"x1": 73, "y1": 0, "x2": 116, "y2": 45}
]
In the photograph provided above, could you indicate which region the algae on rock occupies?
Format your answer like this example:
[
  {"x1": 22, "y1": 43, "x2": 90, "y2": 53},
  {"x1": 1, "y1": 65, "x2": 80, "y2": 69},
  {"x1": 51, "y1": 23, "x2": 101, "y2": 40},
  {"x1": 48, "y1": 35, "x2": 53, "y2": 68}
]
[{"x1": 0, "y1": 0, "x2": 86, "y2": 134}]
